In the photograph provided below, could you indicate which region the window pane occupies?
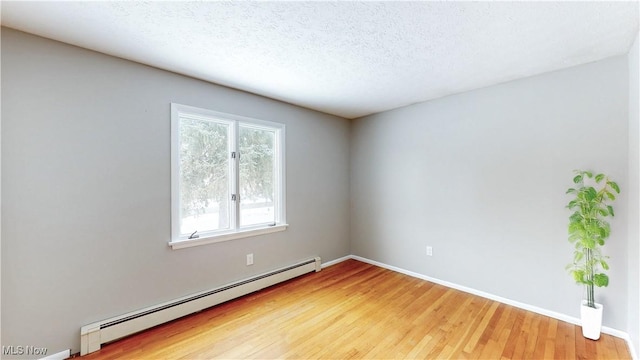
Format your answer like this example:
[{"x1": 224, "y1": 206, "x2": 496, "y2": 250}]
[
  {"x1": 179, "y1": 117, "x2": 230, "y2": 235},
  {"x1": 239, "y1": 125, "x2": 276, "y2": 227}
]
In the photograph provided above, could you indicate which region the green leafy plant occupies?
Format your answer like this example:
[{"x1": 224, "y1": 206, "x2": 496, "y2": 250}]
[{"x1": 566, "y1": 170, "x2": 620, "y2": 308}]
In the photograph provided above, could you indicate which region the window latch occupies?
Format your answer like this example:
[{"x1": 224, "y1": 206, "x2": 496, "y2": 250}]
[
  {"x1": 231, "y1": 194, "x2": 238, "y2": 201},
  {"x1": 189, "y1": 230, "x2": 199, "y2": 239}
]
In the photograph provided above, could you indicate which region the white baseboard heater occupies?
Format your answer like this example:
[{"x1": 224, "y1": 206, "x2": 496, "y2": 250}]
[{"x1": 80, "y1": 257, "x2": 321, "y2": 355}]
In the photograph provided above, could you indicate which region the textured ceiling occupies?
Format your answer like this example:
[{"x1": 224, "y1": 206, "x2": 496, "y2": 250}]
[{"x1": 1, "y1": 1, "x2": 639, "y2": 119}]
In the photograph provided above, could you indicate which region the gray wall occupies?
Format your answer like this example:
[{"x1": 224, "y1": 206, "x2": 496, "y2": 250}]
[
  {"x1": 0, "y1": 28, "x2": 351, "y2": 356},
  {"x1": 351, "y1": 56, "x2": 630, "y2": 331},
  {"x1": 628, "y1": 31, "x2": 640, "y2": 356}
]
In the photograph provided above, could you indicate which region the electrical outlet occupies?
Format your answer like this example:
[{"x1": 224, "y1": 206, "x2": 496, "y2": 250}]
[
  {"x1": 426, "y1": 246, "x2": 433, "y2": 256},
  {"x1": 246, "y1": 253, "x2": 254, "y2": 266}
]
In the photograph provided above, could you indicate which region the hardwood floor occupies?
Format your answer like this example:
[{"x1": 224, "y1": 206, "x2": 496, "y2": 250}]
[{"x1": 82, "y1": 259, "x2": 630, "y2": 359}]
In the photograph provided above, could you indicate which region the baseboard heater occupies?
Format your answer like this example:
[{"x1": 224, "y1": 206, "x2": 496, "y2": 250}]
[{"x1": 80, "y1": 256, "x2": 321, "y2": 355}]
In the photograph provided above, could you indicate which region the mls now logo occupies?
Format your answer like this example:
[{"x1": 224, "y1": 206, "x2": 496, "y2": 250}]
[{"x1": 2, "y1": 345, "x2": 48, "y2": 356}]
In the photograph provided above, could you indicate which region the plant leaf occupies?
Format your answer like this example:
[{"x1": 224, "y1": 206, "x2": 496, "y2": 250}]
[
  {"x1": 609, "y1": 181, "x2": 620, "y2": 194},
  {"x1": 605, "y1": 191, "x2": 615, "y2": 201},
  {"x1": 573, "y1": 175, "x2": 583, "y2": 184},
  {"x1": 595, "y1": 174, "x2": 605, "y2": 183},
  {"x1": 602, "y1": 223, "x2": 611, "y2": 238},
  {"x1": 584, "y1": 238, "x2": 596, "y2": 249},
  {"x1": 572, "y1": 269, "x2": 586, "y2": 283},
  {"x1": 607, "y1": 205, "x2": 615, "y2": 216},
  {"x1": 574, "y1": 251, "x2": 584, "y2": 263},
  {"x1": 593, "y1": 273, "x2": 609, "y2": 287},
  {"x1": 569, "y1": 212, "x2": 582, "y2": 223}
]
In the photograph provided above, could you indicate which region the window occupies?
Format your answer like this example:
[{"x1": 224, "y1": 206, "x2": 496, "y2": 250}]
[{"x1": 170, "y1": 103, "x2": 286, "y2": 249}]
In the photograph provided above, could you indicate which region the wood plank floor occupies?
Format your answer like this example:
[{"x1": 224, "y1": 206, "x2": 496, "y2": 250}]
[{"x1": 81, "y1": 259, "x2": 630, "y2": 359}]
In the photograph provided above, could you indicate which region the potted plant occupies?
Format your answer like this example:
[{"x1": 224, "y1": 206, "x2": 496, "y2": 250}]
[{"x1": 566, "y1": 170, "x2": 620, "y2": 340}]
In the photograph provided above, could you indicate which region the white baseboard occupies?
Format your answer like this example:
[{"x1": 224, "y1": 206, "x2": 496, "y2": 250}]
[
  {"x1": 321, "y1": 255, "x2": 351, "y2": 268},
  {"x1": 322, "y1": 254, "x2": 636, "y2": 358},
  {"x1": 626, "y1": 334, "x2": 638, "y2": 360},
  {"x1": 39, "y1": 349, "x2": 70, "y2": 360}
]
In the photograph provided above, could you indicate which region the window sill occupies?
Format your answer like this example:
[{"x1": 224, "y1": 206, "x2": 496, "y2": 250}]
[{"x1": 169, "y1": 224, "x2": 289, "y2": 250}]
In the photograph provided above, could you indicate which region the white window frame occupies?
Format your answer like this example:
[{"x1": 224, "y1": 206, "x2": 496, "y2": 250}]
[{"x1": 170, "y1": 103, "x2": 287, "y2": 249}]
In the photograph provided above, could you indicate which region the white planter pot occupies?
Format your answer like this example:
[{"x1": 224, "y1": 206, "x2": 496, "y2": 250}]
[{"x1": 580, "y1": 300, "x2": 603, "y2": 340}]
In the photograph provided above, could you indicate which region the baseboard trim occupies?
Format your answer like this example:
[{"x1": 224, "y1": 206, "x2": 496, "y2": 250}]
[
  {"x1": 321, "y1": 255, "x2": 351, "y2": 268},
  {"x1": 625, "y1": 333, "x2": 638, "y2": 360},
  {"x1": 39, "y1": 349, "x2": 71, "y2": 360}
]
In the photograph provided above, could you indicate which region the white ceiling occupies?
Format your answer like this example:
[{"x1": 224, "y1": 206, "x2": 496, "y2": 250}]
[{"x1": 1, "y1": 1, "x2": 639, "y2": 119}]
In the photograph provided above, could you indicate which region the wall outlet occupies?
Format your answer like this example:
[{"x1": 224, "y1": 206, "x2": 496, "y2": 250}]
[
  {"x1": 426, "y1": 246, "x2": 433, "y2": 256},
  {"x1": 246, "y1": 253, "x2": 254, "y2": 266}
]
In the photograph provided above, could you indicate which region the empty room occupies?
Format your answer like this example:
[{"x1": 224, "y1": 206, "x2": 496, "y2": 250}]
[{"x1": 1, "y1": 1, "x2": 639, "y2": 359}]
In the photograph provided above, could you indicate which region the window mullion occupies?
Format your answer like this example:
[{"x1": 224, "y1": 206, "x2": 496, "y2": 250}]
[{"x1": 231, "y1": 121, "x2": 240, "y2": 230}]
